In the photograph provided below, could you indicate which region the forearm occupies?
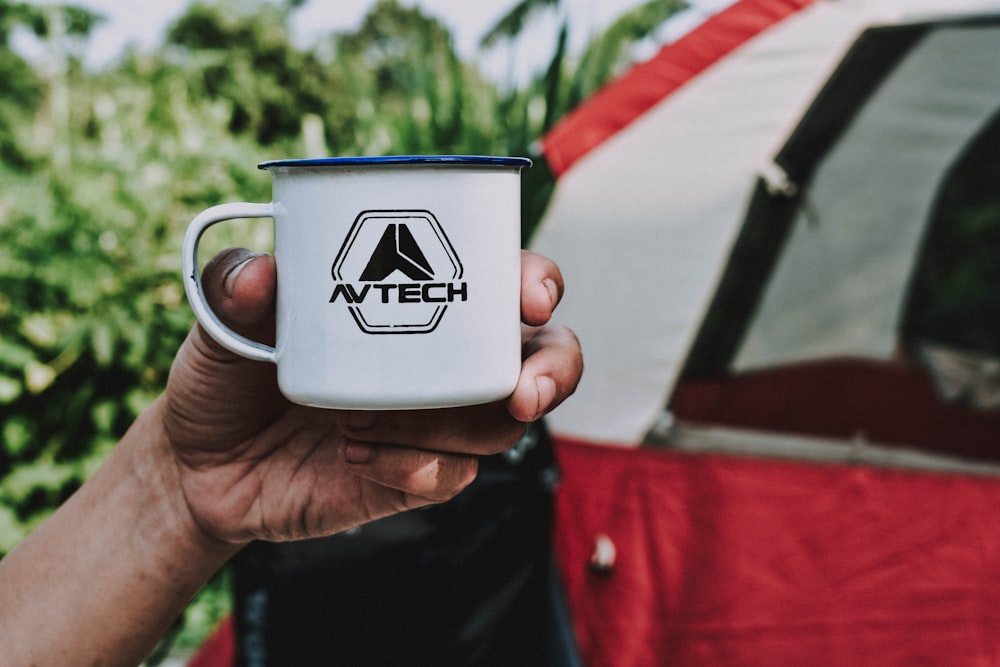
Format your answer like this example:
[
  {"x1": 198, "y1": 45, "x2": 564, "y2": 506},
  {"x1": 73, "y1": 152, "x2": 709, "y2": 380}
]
[{"x1": 0, "y1": 397, "x2": 241, "y2": 666}]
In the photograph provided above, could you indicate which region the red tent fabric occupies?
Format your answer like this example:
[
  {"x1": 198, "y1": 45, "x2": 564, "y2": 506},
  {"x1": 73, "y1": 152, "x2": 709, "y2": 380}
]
[
  {"x1": 540, "y1": 0, "x2": 817, "y2": 177},
  {"x1": 671, "y1": 359, "x2": 1000, "y2": 461},
  {"x1": 552, "y1": 436, "x2": 1000, "y2": 666}
]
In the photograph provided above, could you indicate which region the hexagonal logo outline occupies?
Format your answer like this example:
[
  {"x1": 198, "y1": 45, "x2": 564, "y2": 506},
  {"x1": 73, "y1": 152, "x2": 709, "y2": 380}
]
[{"x1": 330, "y1": 209, "x2": 464, "y2": 334}]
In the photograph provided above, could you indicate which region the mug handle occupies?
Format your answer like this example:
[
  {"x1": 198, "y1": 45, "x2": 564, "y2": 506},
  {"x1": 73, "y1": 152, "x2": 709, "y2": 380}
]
[{"x1": 182, "y1": 202, "x2": 276, "y2": 363}]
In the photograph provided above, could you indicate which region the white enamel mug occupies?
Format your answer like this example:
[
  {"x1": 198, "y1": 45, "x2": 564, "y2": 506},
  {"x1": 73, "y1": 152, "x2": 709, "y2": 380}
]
[{"x1": 182, "y1": 155, "x2": 531, "y2": 410}]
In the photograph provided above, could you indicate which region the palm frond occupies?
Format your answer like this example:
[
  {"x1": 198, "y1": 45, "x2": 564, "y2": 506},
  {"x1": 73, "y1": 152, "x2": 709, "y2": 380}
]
[{"x1": 479, "y1": 0, "x2": 560, "y2": 50}]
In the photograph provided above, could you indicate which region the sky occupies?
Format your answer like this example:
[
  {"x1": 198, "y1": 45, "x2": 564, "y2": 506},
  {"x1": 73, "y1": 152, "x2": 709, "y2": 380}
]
[{"x1": 22, "y1": 0, "x2": 673, "y2": 81}]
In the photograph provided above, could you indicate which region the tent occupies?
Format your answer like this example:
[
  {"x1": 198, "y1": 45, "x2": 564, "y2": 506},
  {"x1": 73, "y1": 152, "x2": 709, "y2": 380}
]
[{"x1": 529, "y1": 0, "x2": 1000, "y2": 664}]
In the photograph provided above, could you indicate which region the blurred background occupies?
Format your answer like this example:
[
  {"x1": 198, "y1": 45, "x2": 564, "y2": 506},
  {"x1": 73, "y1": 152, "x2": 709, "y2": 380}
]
[
  {"x1": 9, "y1": 1, "x2": 1000, "y2": 664},
  {"x1": 0, "y1": 0, "x2": 690, "y2": 661}
]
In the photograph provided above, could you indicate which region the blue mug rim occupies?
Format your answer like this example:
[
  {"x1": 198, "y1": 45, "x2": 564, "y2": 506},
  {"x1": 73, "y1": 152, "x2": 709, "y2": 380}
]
[{"x1": 259, "y1": 155, "x2": 532, "y2": 170}]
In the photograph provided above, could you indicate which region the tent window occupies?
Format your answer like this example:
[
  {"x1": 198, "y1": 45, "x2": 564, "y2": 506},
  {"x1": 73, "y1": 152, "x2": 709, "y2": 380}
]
[{"x1": 901, "y1": 109, "x2": 1000, "y2": 358}]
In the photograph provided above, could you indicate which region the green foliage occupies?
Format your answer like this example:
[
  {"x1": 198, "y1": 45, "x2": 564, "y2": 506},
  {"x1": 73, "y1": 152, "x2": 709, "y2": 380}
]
[
  {"x1": 332, "y1": 0, "x2": 493, "y2": 156},
  {"x1": 0, "y1": 0, "x2": 662, "y2": 659},
  {"x1": 166, "y1": 0, "x2": 355, "y2": 148},
  {"x1": 0, "y1": 3, "x2": 42, "y2": 169},
  {"x1": 22, "y1": 4, "x2": 105, "y2": 39}
]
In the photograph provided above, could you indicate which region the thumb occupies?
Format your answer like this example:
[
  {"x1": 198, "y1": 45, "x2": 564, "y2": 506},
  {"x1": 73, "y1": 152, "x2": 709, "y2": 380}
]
[
  {"x1": 199, "y1": 247, "x2": 277, "y2": 351},
  {"x1": 166, "y1": 248, "x2": 283, "y2": 447}
]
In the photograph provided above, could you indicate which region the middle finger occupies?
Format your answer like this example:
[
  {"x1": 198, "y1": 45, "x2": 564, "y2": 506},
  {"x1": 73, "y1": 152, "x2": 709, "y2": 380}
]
[{"x1": 337, "y1": 402, "x2": 526, "y2": 457}]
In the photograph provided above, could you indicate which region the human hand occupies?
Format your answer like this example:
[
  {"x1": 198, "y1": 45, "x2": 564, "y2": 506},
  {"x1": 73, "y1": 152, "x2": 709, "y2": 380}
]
[{"x1": 160, "y1": 247, "x2": 582, "y2": 547}]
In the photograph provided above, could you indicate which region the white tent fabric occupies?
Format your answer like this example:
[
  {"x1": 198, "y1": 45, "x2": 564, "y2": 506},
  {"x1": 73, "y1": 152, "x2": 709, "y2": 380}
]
[
  {"x1": 735, "y1": 24, "x2": 1000, "y2": 370},
  {"x1": 530, "y1": 0, "x2": 1000, "y2": 445}
]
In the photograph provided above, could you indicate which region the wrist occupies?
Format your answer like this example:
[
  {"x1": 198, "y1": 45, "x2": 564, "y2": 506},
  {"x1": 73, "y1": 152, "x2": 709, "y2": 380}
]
[{"x1": 132, "y1": 397, "x2": 244, "y2": 564}]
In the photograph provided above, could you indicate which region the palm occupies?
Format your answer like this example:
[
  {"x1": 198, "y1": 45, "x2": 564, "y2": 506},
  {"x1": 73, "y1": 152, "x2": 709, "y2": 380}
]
[
  {"x1": 162, "y1": 320, "x2": 482, "y2": 545},
  {"x1": 162, "y1": 328, "x2": 406, "y2": 543},
  {"x1": 176, "y1": 405, "x2": 384, "y2": 544}
]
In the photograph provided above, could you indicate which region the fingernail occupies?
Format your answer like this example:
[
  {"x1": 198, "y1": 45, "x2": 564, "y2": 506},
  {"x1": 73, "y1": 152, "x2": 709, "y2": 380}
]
[
  {"x1": 542, "y1": 278, "x2": 559, "y2": 309},
  {"x1": 343, "y1": 442, "x2": 374, "y2": 464},
  {"x1": 534, "y1": 376, "x2": 557, "y2": 420},
  {"x1": 223, "y1": 255, "x2": 257, "y2": 298}
]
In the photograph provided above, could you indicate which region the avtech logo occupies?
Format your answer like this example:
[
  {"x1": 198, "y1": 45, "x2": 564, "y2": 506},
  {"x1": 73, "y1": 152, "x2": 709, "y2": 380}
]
[{"x1": 330, "y1": 210, "x2": 466, "y2": 334}]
